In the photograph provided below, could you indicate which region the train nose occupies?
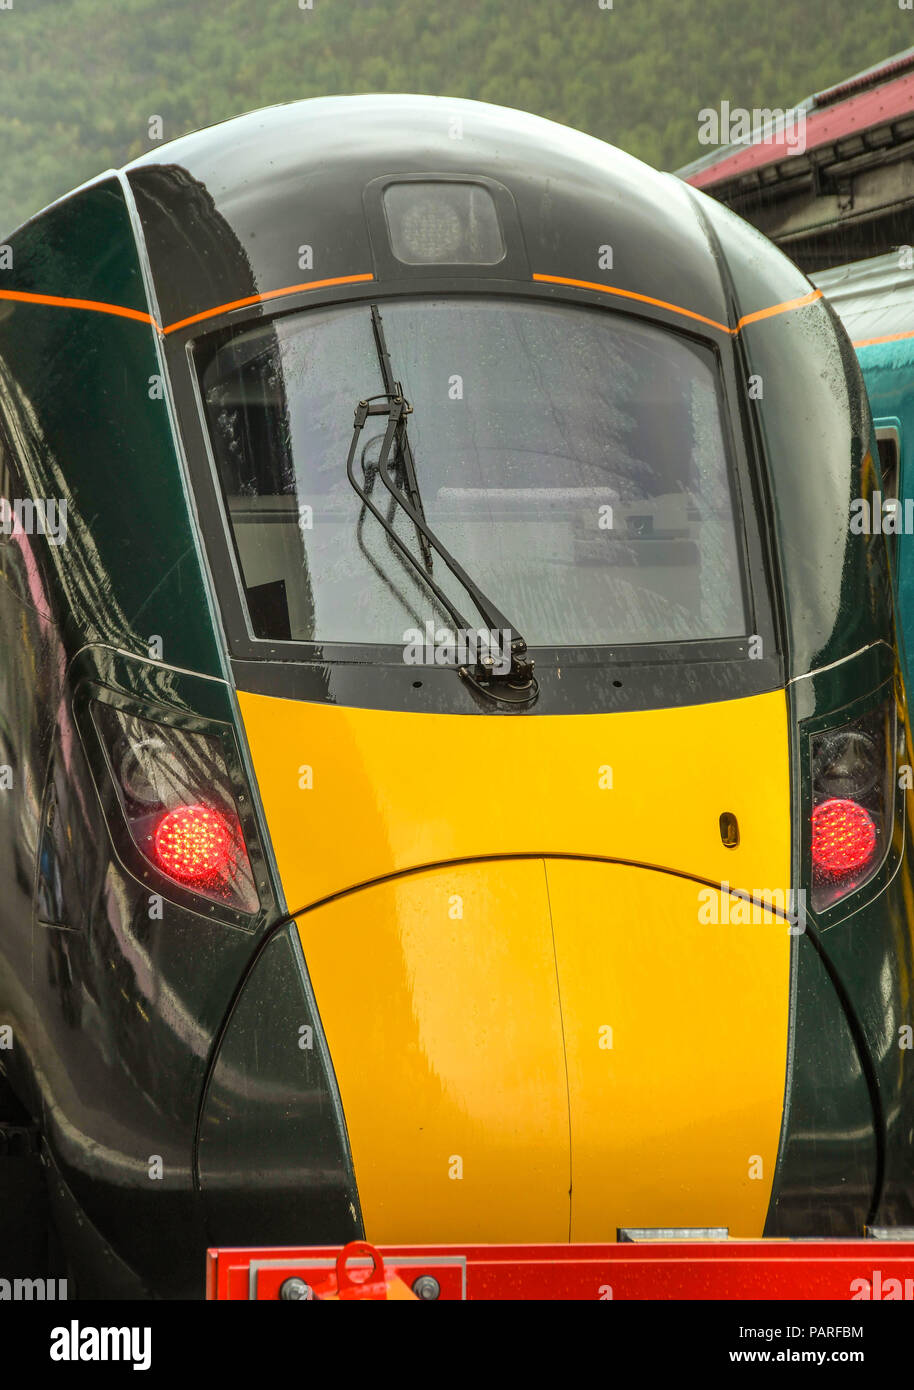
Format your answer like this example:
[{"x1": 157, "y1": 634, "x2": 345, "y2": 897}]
[
  {"x1": 296, "y1": 859, "x2": 571, "y2": 1242},
  {"x1": 294, "y1": 856, "x2": 790, "y2": 1244},
  {"x1": 543, "y1": 859, "x2": 789, "y2": 1241}
]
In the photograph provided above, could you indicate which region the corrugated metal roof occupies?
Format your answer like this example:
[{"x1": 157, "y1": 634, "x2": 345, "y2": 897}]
[
  {"x1": 813, "y1": 48, "x2": 914, "y2": 107},
  {"x1": 678, "y1": 47, "x2": 914, "y2": 188}
]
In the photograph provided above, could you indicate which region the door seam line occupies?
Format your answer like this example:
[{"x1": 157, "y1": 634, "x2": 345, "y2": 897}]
[{"x1": 541, "y1": 857, "x2": 573, "y2": 1244}]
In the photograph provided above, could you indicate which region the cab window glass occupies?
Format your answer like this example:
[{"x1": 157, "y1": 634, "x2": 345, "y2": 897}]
[{"x1": 200, "y1": 298, "x2": 748, "y2": 649}]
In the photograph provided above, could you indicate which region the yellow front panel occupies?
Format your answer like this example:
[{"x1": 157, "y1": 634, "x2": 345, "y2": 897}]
[
  {"x1": 544, "y1": 862, "x2": 790, "y2": 1239},
  {"x1": 296, "y1": 860, "x2": 570, "y2": 1243},
  {"x1": 241, "y1": 688, "x2": 793, "y2": 1242},
  {"x1": 238, "y1": 689, "x2": 790, "y2": 910}
]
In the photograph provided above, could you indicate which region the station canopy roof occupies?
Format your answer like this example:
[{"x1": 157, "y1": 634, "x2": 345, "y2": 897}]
[{"x1": 677, "y1": 49, "x2": 914, "y2": 273}]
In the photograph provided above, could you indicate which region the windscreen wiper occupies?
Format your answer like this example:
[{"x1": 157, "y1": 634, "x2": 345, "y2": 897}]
[
  {"x1": 369, "y1": 304, "x2": 433, "y2": 574},
  {"x1": 346, "y1": 304, "x2": 537, "y2": 706}
]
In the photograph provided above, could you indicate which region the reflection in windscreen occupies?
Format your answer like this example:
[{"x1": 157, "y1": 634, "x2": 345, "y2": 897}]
[{"x1": 201, "y1": 298, "x2": 746, "y2": 648}]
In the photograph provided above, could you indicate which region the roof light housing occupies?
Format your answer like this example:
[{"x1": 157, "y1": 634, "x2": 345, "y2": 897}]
[{"x1": 383, "y1": 181, "x2": 505, "y2": 266}]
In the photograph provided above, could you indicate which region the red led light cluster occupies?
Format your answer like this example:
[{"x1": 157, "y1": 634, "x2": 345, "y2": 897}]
[
  {"x1": 811, "y1": 798, "x2": 876, "y2": 877},
  {"x1": 153, "y1": 804, "x2": 234, "y2": 886}
]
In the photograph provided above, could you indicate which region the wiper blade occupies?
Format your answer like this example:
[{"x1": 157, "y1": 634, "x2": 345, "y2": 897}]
[
  {"x1": 347, "y1": 394, "x2": 536, "y2": 702},
  {"x1": 346, "y1": 306, "x2": 537, "y2": 706},
  {"x1": 369, "y1": 304, "x2": 433, "y2": 573}
]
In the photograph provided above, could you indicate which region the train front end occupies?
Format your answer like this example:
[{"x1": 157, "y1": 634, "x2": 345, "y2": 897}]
[
  {"x1": 2, "y1": 95, "x2": 912, "y2": 1296},
  {"x1": 140, "y1": 97, "x2": 911, "y2": 1254}
]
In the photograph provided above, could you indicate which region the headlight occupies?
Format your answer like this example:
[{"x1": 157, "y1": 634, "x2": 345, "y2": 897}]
[{"x1": 383, "y1": 181, "x2": 505, "y2": 266}]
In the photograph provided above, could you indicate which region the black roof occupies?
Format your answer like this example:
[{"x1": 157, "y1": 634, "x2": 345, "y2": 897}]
[{"x1": 124, "y1": 94, "x2": 733, "y2": 333}]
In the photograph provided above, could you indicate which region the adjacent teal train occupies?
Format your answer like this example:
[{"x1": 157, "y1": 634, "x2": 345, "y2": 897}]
[{"x1": 815, "y1": 256, "x2": 914, "y2": 687}]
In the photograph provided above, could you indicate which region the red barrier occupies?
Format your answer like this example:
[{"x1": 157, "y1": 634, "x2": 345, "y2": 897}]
[{"x1": 206, "y1": 1238, "x2": 914, "y2": 1301}]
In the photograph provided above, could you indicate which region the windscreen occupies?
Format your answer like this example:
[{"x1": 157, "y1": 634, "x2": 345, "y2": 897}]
[{"x1": 200, "y1": 297, "x2": 747, "y2": 649}]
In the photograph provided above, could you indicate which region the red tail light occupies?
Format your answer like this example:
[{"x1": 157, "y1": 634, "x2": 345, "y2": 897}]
[
  {"x1": 154, "y1": 804, "x2": 235, "y2": 886},
  {"x1": 809, "y1": 699, "x2": 896, "y2": 912},
  {"x1": 91, "y1": 702, "x2": 260, "y2": 914},
  {"x1": 811, "y1": 798, "x2": 876, "y2": 877}
]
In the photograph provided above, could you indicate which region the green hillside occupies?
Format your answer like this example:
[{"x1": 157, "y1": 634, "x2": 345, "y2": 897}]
[{"x1": 1, "y1": 0, "x2": 911, "y2": 235}]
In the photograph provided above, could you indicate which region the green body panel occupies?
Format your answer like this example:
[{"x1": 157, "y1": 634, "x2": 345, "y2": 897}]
[
  {"x1": 766, "y1": 930, "x2": 878, "y2": 1235},
  {"x1": 6, "y1": 181, "x2": 148, "y2": 313},
  {"x1": 699, "y1": 196, "x2": 895, "y2": 678},
  {"x1": 813, "y1": 255, "x2": 914, "y2": 692},
  {"x1": 767, "y1": 647, "x2": 914, "y2": 1231},
  {"x1": 857, "y1": 343, "x2": 914, "y2": 685},
  {"x1": 0, "y1": 178, "x2": 224, "y2": 678}
]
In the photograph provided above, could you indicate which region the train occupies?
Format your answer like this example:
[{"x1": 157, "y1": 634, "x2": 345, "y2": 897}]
[
  {"x1": 1, "y1": 94, "x2": 912, "y2": 1299},
  {"x1": 812, "y1": 256, "x2": 914, "y2": 689}
]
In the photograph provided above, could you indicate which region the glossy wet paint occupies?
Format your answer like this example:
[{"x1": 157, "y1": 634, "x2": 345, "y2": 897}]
[{"x1": 0, "y1": 96, "x2": 911, "y2": 1296}]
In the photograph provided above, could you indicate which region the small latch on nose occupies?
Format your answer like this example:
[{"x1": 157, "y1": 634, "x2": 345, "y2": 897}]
[{"x1": 719, "y1": 811, "x2": 740, "y2": 848}]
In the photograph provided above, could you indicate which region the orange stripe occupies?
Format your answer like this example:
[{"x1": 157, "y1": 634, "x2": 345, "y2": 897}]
[
  {"x1": 162, "y1": 273, "x2": 375, "y2": 335},
  {"x1": 735, "y1": 288, "x2": 822, "y2": 330},
  {"x1": 852, "y1": 327, "x2": 914, "y2": 349},
  {"x1": 0, "y1": 288, "x2": 158, "y2": 328},
  {"x1": 532, "y1": 272, "x2": 733, "y2": 334},
  {"x1": 0, "y1": 272, "x2": 822, "y2": 342},
  {"x1": 532, "y1": 273, "x2": 823, "y2": 336}
]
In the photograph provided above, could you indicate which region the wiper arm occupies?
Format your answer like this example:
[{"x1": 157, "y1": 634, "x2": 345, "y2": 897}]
[
  {"x1": 347, "y1": 394, "x2": 536, "y2": 702},
  {"x1": 346, "y1": 307, "x2": 537, "y2": 705},
  {"x1": 370, "y1": 304, "x2": 433, "y2": 573}
]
